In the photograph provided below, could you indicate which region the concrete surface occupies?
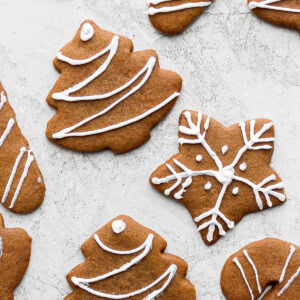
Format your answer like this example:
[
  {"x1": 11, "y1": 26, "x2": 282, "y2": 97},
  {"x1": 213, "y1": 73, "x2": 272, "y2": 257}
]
[{"x1": 0, "y1": 0, "x2": 299, "y2": 299}]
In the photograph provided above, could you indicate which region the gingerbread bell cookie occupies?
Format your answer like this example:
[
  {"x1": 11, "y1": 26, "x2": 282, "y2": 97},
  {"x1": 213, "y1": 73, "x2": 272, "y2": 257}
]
[
  {"x1": 0, "y1": 214, "x2": 32, "y2": 299},
  {"x1": 221, "y1": 238, "x2": 300, "y2": 299},
  {"x1": 146, "y1": 0, "x2": 212, "y2": 34},
  {"x1": 248, "y1": 0, "x2": 300, "y2": 32},
  {"x1": 46, "y1": 20, "x2": 182, "y2": 153},
  {"x1": 65, "y1": 215, "x2": 196, "y2": 299},
  {"x1": 150, "y1": 111, "x2": 286, "y2": 245},
  {"x1": 0, "y1": 83, "x2": 45, "y2": 213}
]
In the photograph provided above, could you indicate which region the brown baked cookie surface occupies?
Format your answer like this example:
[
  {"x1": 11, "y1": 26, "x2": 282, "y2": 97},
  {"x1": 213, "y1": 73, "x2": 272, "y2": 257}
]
[
  {"x1": 46, "y1": 20, "x2": 182, "y2": 153},
  {"x1": 0, "y1": 214, "x2": 32, "y2": 299},
  {"x1": 150, "y1": 110, "x2": 286, "y2": 245},
  {"x1": 146, "y1": 0, "x2": 213, "y2": 34},
  {"x1": 248, "y1": 0, "x2": 300, "y2": 32},
  {"x1": 0, "y1": 83, "x2": 45, "y2": 214},
  {"x1": 221, "y1": 238, "x2": 300, "y2": 299},
  {"x1": 65, "y1": 215, "x2": 196, "y2": 299}
]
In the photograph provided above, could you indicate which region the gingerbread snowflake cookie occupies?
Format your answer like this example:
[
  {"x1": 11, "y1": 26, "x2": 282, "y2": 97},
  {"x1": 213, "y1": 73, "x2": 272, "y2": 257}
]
[
  {"x1": 248, "y1": 0, "x2": 300, "y2": 32},
  {"x1": 0, "y1": 214, "x2": 32, "y2": 299},
  {"x1": 0, "y1": 83, "x2": 45, "y2": 213},
  {"x1": 146, "y1": 0, "x2": 212, "y2": 34},
  {"x1": 46, "y1": 20, "x2": 182, "y2": 153},
  {"x1": 221, "y1": 238, "x2": 300, "y2": 299},
  {"x1": 150, "y1": 110, "x2": 286, "y2": 245},
  {"x1": 65, "y1": 215, "x2": 196, "y2": 299}
]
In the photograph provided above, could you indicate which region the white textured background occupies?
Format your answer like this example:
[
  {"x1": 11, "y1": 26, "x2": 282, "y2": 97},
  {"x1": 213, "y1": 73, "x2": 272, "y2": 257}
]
[{"x1": 0, "y1": 0, "x2": 299, "y2": 299}]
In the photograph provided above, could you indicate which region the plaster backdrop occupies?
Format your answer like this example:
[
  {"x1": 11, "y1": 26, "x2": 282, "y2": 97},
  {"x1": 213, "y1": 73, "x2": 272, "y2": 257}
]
[{"x1": 0, "y1": 0, "x2": 299, "y2": 299}]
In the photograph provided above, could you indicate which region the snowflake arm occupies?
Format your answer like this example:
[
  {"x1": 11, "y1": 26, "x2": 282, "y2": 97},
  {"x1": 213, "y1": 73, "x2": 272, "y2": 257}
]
[{"x1": 232, "y1": 174, "x2": 285, "y2": 209}]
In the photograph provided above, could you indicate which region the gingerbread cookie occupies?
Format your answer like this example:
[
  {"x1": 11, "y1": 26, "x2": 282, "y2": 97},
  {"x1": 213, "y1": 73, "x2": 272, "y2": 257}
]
[
  {"x1": 248, "y1": 0, "x2": 300, "y2": 32},
  {"x1": 221, "y1": 238, "x2": 300, "y2": 299},
  {"x1": 0, "y1": 213, "x2": 32, "y2": 299},
  {"x1": 0, "y1": 83, "x2": 45, "y2": 213},
  {"x1": 146, "y1": 0, "x2": 212, "y2": 34},
  {"x1": 65, "y1": 215, "x2": 196, "y2": 299},
  {"x1": 46, "y1": 20, "x2": 182, "y2": 153},
  {"x1": 150, "y1": 111, "x2": 286, "y2": 245}
]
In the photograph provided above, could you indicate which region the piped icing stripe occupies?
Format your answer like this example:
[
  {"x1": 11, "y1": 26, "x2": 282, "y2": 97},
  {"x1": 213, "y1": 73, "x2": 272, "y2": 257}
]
[
  {"x1": 243, "y1": 250, "x2": 261, "y2": 294},
  {"x1": 146, "y1": 0, "x2": 212, "y2": 15},
  {"x1": 233, "y1": 257, "x2": 254, "y2": 300},
  {"x1": 0, "y1": 92, "x2": 7, "y2": 110},
  {"x1": 249, "y1": 0, "x2": 300, "y2": 13},
  {"x1": 278, "y1": 266, "x2": 300, "y2": 297},
  {"x1": 280, "y1": 245, "x2": 296, "y2": 284},
  {"x1": 2, "y1": 147, "x2": 35, "y2": 209},
  {"x1": 71, "y1": 233, "x2": 177, "y2": 298},
  {"x1": 0, "y1": 119, "x2": 15, "y2": 148},
  {"x1": 52, "y1": 32, "x2": 180, "y2": 139}
]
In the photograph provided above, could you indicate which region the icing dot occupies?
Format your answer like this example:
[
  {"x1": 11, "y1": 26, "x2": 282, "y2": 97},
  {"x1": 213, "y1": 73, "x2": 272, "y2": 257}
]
[
  {"x1": 232, "y1": 187, "x2": 239, "y2": 195},
  {"x1": 205, "y1": 181, "x2": 212, "y2": 190},
  {"x1": 80, "y1": 23, "x2": 94, "y2": 41},
  {"x1": 222, "y1": 145, "x2": 228, "y2": 155},
  {"x1": 239, "y1": 163, "x2": 247, "y2": 171},
  {"x1": 37, "y1": 177, "x2": 42, "y2": 183},
  {"x1": 196, "y1": 155, "x2": 202, "y2": 162},
  {"x1": 112, "y1": 220, "x2": 126, "y2": 234}
]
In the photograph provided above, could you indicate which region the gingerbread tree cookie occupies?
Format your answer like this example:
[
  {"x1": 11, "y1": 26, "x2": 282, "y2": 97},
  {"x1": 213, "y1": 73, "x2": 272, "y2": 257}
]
[
  {"x1": 0, "y1": 83, "x2": 45, "y2": 214},
  {"x1": 248, "y1": 0, "x2": 300, "y2": 32},
  {"x1": 221, "y1": 238, "x2": 300, "y2": 299},
  {"x1": 65, "y1": 215, "x2": 196, "y2": 299},
  {"x1": 46, "y1": 20, "x2": 182, "y2": 153},
  {"x1": 146, "y1": 0, "x2": 212, "y2": 34},
  {"x1": 0, "y1": 214, "x2": 32, "y2": 299},
  {"x1": 150, "y1": 111, "x2": 286, "y2": 245}
]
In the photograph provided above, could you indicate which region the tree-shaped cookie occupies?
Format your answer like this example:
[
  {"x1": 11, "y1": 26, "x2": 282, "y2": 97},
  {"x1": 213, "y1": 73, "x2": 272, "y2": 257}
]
[
  {"x1": 65, "y1": 215, "x2": 196, "y2": 299},
  {"x1": 150, "y1": 110, "x2": 286, "y2": 245},
  {"x1": 221, "y1": 238, "x2": 300, "y2": 299},
  {"x1": 0, "y1": 213, "x2": 32, "y2": 299},
  {"x1": 146, "y1": 0, "x2": 213, "y2": 34},
  {"x1": 46, "y1": 20, "x2": 182, "y2": 153},
  {"x1": 0, "y1": 83, "x2": 45, "y2": 213},
  {"x1": 248, "y1": 0, "x2": 300, "y2": 32}
]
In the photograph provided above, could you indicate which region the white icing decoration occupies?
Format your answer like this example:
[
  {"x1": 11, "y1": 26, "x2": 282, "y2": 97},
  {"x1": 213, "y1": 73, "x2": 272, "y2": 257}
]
[
  {"x1": 0, "y1": 92, "x2": 7, "y2": 110},
  {"x1": 0, "y1": 119, "x2": 15, "y2": 148},
  {"x1": 196, "y1": 155, "x2": 202, "y2": 162},
  {"x1": 239, "y1": 163, "x2": 247, "y2": 171},
  {"x1": 80, "y1": 23, "x2": 94, "y2": 41},
  {"x1": 243, "y1": 250, "x2": 262, "y2": 294},
  {"x1": 232, "y1": 187, "x2": 239, "y2": 195},
  {"x1": 2, "y1": 147, "x2": 35, "y2": 209},
  {"x1": 52, "y1": 33, "x2": 180, "y2": 139},
  {"x1": 112, "y1": 220, "x2": 126, "y2": 234},
  {"x1": 233, "y1": 257, "x2": 254, "y2": 300},
  {"x1": 222, "y1": 145, "x2": 228, "y2": 155},
  {"x1": 205, "y1": 181, "x2": 212, "y2": 190},
  {"x1": 249, "y1": 0, "x2": 300, "y2": 13},
  {"x1": 37, "y1": 177, "x2": 42, "y2": 183},
  {"x1": 0, "y1": 236, "x2": 2, "y2": 258},
  {"x1": 278, "y1": 266, "x2": 300, "y2": 297},
  {"x1": 257, "y1": 286, "x2": 272, "y2": 300},
  {"x1": 279, "y1": 245, "x2": 296, "y2": 283},
  {"x1": 146, "y1": 0, "x2": 212, "y2": 15},
  {"x1": 152, "y1": 112, "x2": 285, "y2": 242},
  {"x1": 71, "y1": 233, "x2": 177, "y2": 298}
]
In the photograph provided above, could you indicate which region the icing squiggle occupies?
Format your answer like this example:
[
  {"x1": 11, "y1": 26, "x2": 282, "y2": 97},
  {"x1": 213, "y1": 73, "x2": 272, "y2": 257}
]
[
  {"x1": 0, "y1": 119, "x2": 15, "y2": 148},
  {"x1": 152, "y1": 112, "x2": 285, "y2": 242},
  {"x1": 2, "y1": 147, "x2": 35, "y2": 209},
  {"x1": 0, "y1": 92, "x2": 7, "y2": 110},
  {"x1": 52, "y1": 33, "x2": 179, "y2": 139},
  {"x1": 146, "y1": 0, "x2": 212, "y2": 15},
  {"x1": 72, "y1": 233, "x2": 177, "y2": 298},
  {"x1": 249, "y1": 0, "x2": 300, "y2": 13}
]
